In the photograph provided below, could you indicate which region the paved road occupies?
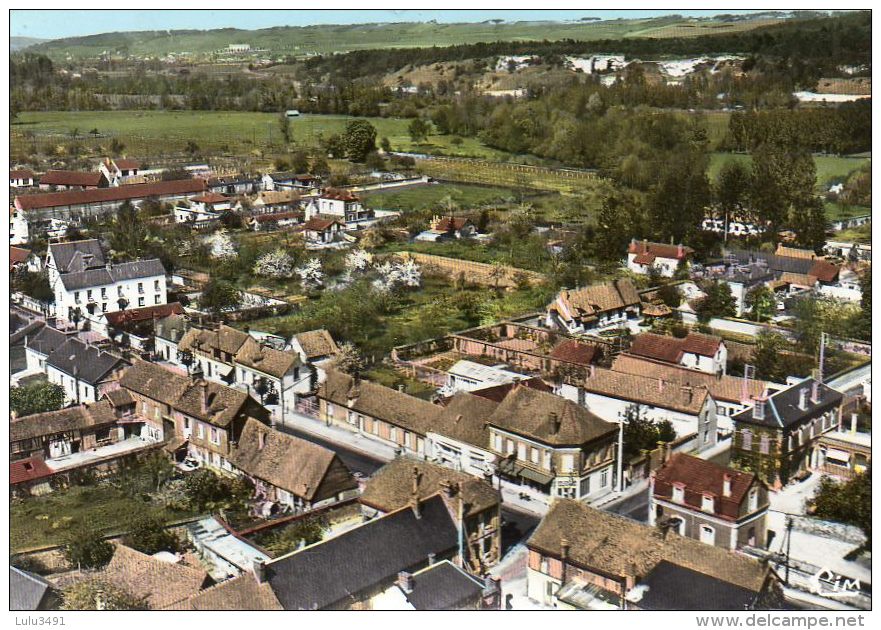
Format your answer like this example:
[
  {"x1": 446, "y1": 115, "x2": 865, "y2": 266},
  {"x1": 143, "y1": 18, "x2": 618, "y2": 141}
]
[
  {"x1": 605, "y1": 489, "x2": 649, "y2": 522},
  {"x1": 277, "y1": 424, "x2": 384, "y2": 476}
]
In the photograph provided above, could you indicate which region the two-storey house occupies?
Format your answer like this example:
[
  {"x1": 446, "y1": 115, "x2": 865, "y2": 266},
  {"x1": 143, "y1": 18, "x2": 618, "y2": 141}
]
[
  {"x1": 626, "y1": 240, "x2": 694, "y2": 277},
  {"x1": 45, "y1": 338, "x2": 128, "y2": 404},
  {"x1": 119, "y1": 360, "x2": 271, "y2": 469},
  {"x1": 10, "y1": 169, "x2": 36, "y2": 188},
  {"x1": 305, "y1": 188, "x2": 374, "y2": 226},
  {"x1": 526, "y1": 499, "x2": 781, "y2": 610},
  {"x1": 560, "y1": 366, "x2": 718, "y2": 451},
  {"x1": 545, "y1": 279, "x2": 641, "y2": 334},
  {"x1": 46, "y1": 239, "x2": 167, "y2": 323},
  {"x1": 649, "y1": 453, "x2": 769, "y2": 550},
  {"x1": 629, "y1": 332, "x2": 728, "y2": 375},
  {"x1": 730, "y1": 378, "x2": 844, "y2": 488},
  {"x1": 39, "y1": 170, "x2": 108, "y2": 191},
  {"x1": 487, "y1": 385, "x2": 619, "y2": 501},
  {"x1": 360, "y1": 457, "x2": 502, "y2": 572}
]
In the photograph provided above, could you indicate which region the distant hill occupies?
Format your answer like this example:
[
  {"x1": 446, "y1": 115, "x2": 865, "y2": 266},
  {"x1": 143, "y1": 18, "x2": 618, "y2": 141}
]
[
  {"x1": 25, "y1": 14, "x2": 797, "y2": 60},
  {"x1": 10, "y1": 36, "x2": 48, "y2": 51}
]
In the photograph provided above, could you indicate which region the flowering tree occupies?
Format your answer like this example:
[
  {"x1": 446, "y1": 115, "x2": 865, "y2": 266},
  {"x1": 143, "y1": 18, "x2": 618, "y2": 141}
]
[
  {"x1": 254, "y1": 248, "x2": 295, "y2": 279},
  {"x1": 345, "y1": 249, "x2": 373, "y2": 275},
  {"x1": 373, "y1": 259, "x2": 422, "y2": 293},
  {"x1": 296, "y1": 258, "x2": 324, "y2": 291},
  {"x1": 206, "y1": 232, "x2": 236, "y2": 260}
]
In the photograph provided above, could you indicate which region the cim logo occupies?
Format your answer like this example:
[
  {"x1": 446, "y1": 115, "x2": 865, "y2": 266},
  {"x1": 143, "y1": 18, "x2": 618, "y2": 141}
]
[{"x1": 809, "y1": 567, "x2": 862, "y2": 598}]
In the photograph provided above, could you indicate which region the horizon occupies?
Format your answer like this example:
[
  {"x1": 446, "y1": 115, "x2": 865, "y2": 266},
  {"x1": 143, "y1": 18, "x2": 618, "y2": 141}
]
[{"x1": 10, "y1": 8, "x2": 778, "y2": 41}]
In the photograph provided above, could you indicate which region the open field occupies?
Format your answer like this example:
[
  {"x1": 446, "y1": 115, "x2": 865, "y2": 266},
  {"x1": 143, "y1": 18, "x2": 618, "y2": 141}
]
[
  {"x1": 11, "y1": 111, "x2": 513, "y2": 162},
  {"x1": 28, "y1": 15, "x2": 783, "y2": 59},
  {"x1": 833, "y1": 223, "x2": 871, "y2": 243},
  {"x1": 10, "y1": 481, "x2": 199, "y2": 552},
  {"x1": 362, "y1": 183, "x2": 516, "y2": 211},
  {"x1": 709, "y1": 152, "x2": 871, "y2": 190}
]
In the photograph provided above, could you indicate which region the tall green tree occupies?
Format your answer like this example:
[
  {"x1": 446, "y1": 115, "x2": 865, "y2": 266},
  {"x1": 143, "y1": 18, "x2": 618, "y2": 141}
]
[
  {"x1": 408, "y1": 118, "x2": 431, "y2": 143},
  {"x1": 714, "y1": 159, "x2": 752, "y2": 230},
  {"x1": 342, "y1": 119, "x2": 377, "y2": 162},
  {"x1": 278, "y1": 111, "x2": 292, "y2": 144},
  {"x1": 811, "y1": 468, "x2": 871, "y2": 545},
  {"x1": 109, "y1": 200, "x2": 148, "y2": 259},
  {"x1": 744, "y1": 285, "x2": 776, "y2": 322},
  {"x1": 10, "y1": 381, "x2": 66, "y2": 417},
  {"x1": 696, "y1": 281, "x2": 737, "y2": 322},
  {"x1": 752, "y1": 330, "x2": 788, "y2": 381},
  {"x1": 789, "y1": 196, "x2": 828, "y2": 253}
]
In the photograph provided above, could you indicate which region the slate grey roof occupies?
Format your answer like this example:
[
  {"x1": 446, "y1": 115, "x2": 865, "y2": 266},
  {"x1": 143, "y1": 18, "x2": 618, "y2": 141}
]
[
  {"x1": 10, "y1": 312, "x2": 27, "y2": 334},
  {"x1": 725, "y1": 250, "x2": 814, "y2": 276},
  {"x1": 10, "y1": 320, "x2": 45, "y2": 346},
  {"x1": 404, "y1": 561, "x2": 485, "y2": 610},
  {"x1": 155, "y1": 313, "x2": 191, "y2": 343},
  {"x1": 635, "y1": 560, "x2": 760, "y2": 611},
  {"x1": 49, "y1": 239, "x2": 106, "y2": 273},
  {"x1": 265, "y1": 495, "x2": 458, "y2": 610},
  {"x1": 25, "y1": 325, "x2": 71, "y2": 357},
  {"x1": 732, "y1": 378, "x2": 844, "y2": 429},
  {"x1": 46, "y1": 338, "x2": 127, "y2": 384},
  {"x1": 59, "y1": 258, "x2": 166, "y2": 291},
  {"x1": 10, "y1": 567, "x2": 53, "y2": 610}
]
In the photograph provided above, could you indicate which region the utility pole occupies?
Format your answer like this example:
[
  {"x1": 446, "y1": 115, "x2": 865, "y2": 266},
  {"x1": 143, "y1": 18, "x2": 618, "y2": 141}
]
[
  {"x1": 616, "y1": 410, "x2": 625, "y2": 492},
  {"x1": 784, "y1": 516, "x2": 793, "y2": 586}
]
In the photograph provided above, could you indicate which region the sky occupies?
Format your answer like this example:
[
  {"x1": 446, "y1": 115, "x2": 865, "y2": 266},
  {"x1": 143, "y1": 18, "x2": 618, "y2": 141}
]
[{"x1": 10, "y1": 9, "x2": 767, "y2": 40}]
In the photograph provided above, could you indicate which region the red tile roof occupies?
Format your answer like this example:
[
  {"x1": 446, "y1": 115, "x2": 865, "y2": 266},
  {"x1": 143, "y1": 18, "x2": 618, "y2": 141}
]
[
  {"x1": 628, "y1": 240, "x2": 694, "y2": 260},
  {"x1": 10, "y1": 169, "x2": 35, "y2": 180},
  {"x1": 470, "y1": 377, "x2": 553, "y2": 403},
  {"x1": 631, "y1": 332, "x2": 722, "y2": 363},
  {"x1": 808, "y1": 260, "x2": 841, "y2": 283},
  {"x1": 191, "y1": 192, "x2": 229, "y2": 204},
  {"x1": 114, "y1": 159, "x2": 140, "y2": 170},
  {"x1": 10, "y1": 246, "x2": 31, "y2": 268},
  {"x1": 10, "y1": 457, "x2": 54, "y2": 485},
  {"x1": 633, "y1": 251, "x2": 656, "y2": 265},
  {"x1": 548, "y1": 339, "x2": 600, "y2": 366},
  {"x1": 15, "y1": 178, "x2": 207, "y2": 211},
  {"x1": 40, "y1": 170, "x2": 106, "y2": 188},
  {"x1": 653, "y1": 453, "x2": 760, "y2": 521},
  {"x1": 104, "y1": 302, "x2": 185, "y2": 327},
  {"x1": 302, "y1": 217, "x2": 343, "y2": 231},
  {"x1": 321, "y1": 188, "x2": 360, "y2": 202}
]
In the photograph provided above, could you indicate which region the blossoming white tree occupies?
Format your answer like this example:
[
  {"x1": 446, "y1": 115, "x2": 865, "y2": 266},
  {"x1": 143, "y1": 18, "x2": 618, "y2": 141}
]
[
  {"x1": 344, "y1": 249, "x2": 373, "y2": 275},
  {"x1": 372, "y1": 259, "x2": 422, "y2": 293},
  {"x1": 206, "y1": 232, "x2": 236, "y2": 260},
  {"x1": 253, "y1": 248, "x2": 295, "y2": 279},
  {"x1": 296, "y1": 257, "x2": 324, "y2": 290}
]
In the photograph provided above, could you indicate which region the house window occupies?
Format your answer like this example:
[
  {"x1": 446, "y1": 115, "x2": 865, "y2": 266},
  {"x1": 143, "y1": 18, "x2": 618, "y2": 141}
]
[
  {"x1": 759, "y1": 435, "x2": 769, "y2": 454},
  {"x1": 672, "y1": 485, "x2": 685, "y2": 504},
  {"x1": 75, "y1": 291, "x2": 81, "y2": 304},
  {"x1": 544, "y1": 451, "x2": 551, "y2": 469},
  {"x1": 517, "y1": 443, "x2": 526, "y2": 461},
  {"x1": 389, "y1": 427, "x2": 397, "y2": 443},
  {"x1": 155, "y1": 295, "x2": 162, "y2": 305},
  {"x1": 138, "y1": 282, "x2": 144, "y2": 294},
  {"x1": 347, "y1": 410, "x2": 356, "y2": 425},
  {"x1": 742, "y1": 429, "x2": 753, "y2": 450},
  {"x1": 102, "y1": 303, "x2": 107, "y2": 312},
  {"x1": 506, "y1": 439, "x2": 514, "y2": 455},
  {"x1": 118, "y1": 286, "x2": 124, "y2": 297},
  {"x1": 101, "y1": 288, "x2": 107, "y2": 299},
  {"x1": 700, "y1": 525, "x2": 716, "y2": 545},
  {"x1": 701, "y1": 494, "x2": 714, "y2": 512},
  {"x1": 154, "y1": 279, "x2": 160, "y2": 291},
  {"x1": 748, "y1": 489, "x2": 758, "y2": 512},
  {"x1": 184, "y1": 418, "x2": 191, "y2": 430},
  {"x1": 138, "y1": 297, "x2": 145, "y2": 307},
  {"x1": 531, "y1": 447, "x2": 539, "y2": 465},
  {"x1": 197, "y1": 423, "x2": 204, "y2": 440},
  {"x1": 210, "y1": 427, "x2": 219, "y2": 445},
  {"x1": 561, "y1": 454, "x2": 574, "y2": 472},
  {"x1": 494, "y1": 434, "x2": 502, "y2": 452},
  {"x1": 600, "y1": 469, "x2": 609, "y2": 488},
  {"x1": 87, "y1": 289, "x2": 93, "y2": 300},
  {"x1": 404, "y1": 432, "x2": 411, "y2": 448}
]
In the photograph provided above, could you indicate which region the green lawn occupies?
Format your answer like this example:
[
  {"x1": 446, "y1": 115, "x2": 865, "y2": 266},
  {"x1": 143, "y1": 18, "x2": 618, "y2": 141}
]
[
  {"x1": 824, "y1": 202, "x2": 871, "y2": 221},
  {"x1": 833, "y1": 223, "x2": 871, "y2": 243},
  {"x1": 709, "y1": 152, "x2": 871, "y2": 190},
  {"x1": 10, "y1": 482, "x2": 199, "y2": 552},
  {"x1": 12, "y1": 111, "x2": 510, "y2": 161},
  {"x1": 362, "y1": 183, "x2": 515, "y2": 211}
]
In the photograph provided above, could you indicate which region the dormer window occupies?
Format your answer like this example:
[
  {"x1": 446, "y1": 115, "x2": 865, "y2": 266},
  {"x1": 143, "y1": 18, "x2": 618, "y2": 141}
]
[
  {"x1": 748, "y1": 488, "x2": 758, "y2": 512},
  {"x1": 672, "y1": 484, "x2": 685, "y2": 504},
  {"x1": 702, "y1": 494, "x2": 715, "y2": 513}
]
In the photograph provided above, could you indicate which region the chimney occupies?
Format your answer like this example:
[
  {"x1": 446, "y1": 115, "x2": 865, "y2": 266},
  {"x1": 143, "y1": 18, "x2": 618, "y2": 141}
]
[
  {"x1": 427, "y1": 552, "x2": 436, "y2": 566},
  {"x1": 549, "y1": 412, "x2": 561, "y2": 434},
  {"x1": 677, "y1": 243, "x2": 684, "y2": 258},
  {"x1": 722, "y1": 473, "x2": 732, "y2": 498},
  {"x1": 657, "y1": 379, "x2": 664, "y2": 393},
  {"x1": 253, "y1": 559, "x2": 266, "y2": 583},
  {"x1": 851, "y1": 413, "x2": 858, "y2": 434},
  {"x1": 588, "y1": 364, "x2": 595, "y2": 378},
  {"x1": 200, "y1": 380, "x2": 209, "y2": 414},
  {"x1": 440, "y1": 479, "x2": 455, "y2": 498},
  {"x1": 798, "y1": 387, "x2": 809, "y2": 411},
  {"x1": 397, "y1": 571, "x2": 415, "y2": 594},
  {"x1": 811, "y1": 380, "x2": 820, "y2": 404},
  {"x1": 258, "y1": 430, "x2": 265, "y2": 450},
  {"x1": 410, "y1": 466, "x2": 421, "y2": 519}
]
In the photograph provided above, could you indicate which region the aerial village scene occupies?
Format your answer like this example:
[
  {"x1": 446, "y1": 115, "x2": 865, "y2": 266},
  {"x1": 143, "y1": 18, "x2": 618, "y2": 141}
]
[{"x1": 5, "y1": 5, "x2": 873, "y2": 618}]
